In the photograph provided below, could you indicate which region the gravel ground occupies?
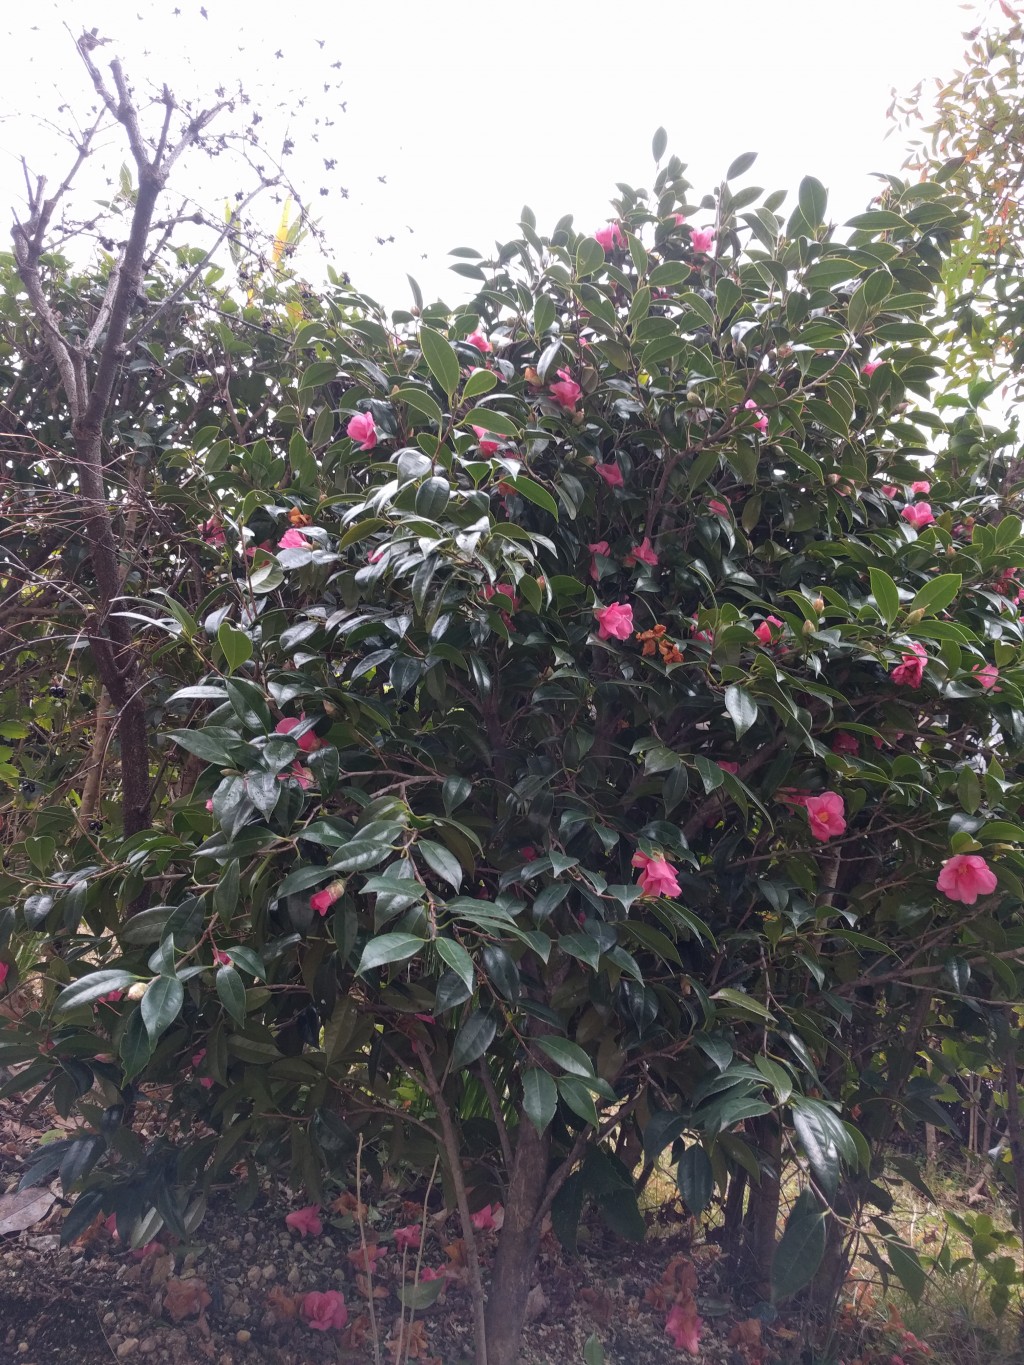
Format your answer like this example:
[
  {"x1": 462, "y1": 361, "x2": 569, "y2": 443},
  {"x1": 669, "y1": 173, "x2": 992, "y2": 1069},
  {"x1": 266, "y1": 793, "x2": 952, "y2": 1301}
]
[{"x1": 0, "y1": 1098, "x2": 804, "y2": 1365}]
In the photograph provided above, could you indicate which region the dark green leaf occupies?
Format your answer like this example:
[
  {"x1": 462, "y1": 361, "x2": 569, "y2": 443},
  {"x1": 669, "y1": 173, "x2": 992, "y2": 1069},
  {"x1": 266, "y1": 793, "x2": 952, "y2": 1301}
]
[
  {"x1": 54, "y1": 970, "x2": 137, "y2": 1014},
  {"x1": 141, "y1": 976, "x2": 184, "y2": 1042},
  {"x1": 724, "y1": 684, "x2": 758, "y2": 739},
  {"x1": 522, "y1": 1067, "x2": 557, "y2": 1135},
  {"x1": 451, "y1": 1009, "x2": 496, "y2": 1069},
  {"x1": 216, "y1": 966, "x2": 246, "y2": 1024},
  {"x1": 419, "y1": 326, "x2": 460, "y2": 396},
  {"x1": 772, "y1": 1190, "x2": 825, "y2": 1301},
  {"x1": 677, "y1": 1144, "x2": 714, "y2": 1215},
  {"x1": 357, "y1": 933, "x2": 425, "y2": 975},
  {"x1": 869, "y1": 567, "x2": 900, "y2": 625}
]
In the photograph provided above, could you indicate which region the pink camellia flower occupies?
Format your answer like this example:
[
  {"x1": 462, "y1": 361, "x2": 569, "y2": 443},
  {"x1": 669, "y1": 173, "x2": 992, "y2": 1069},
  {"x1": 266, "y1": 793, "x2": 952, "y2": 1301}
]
[
  {"x1": 831, "y1": 732, "x2": 859, "y2": 756},
  {"x1": 278, "y1": 760, "x2": 315, "y2": 790},
  {"x1": 549, "y1": 368, "x2": 582, "y2": 410},
  {"x1": 97, "y1": 990, "x2": 124, "y2": 1005},
  {"x1": 420, "y1": 1266, "x2": 447, "y2": 1282},
  {"x1": 520, "y1": 846, "x2": 538, "y2": 862},
  {"x1": 191, "y1": 1049, "x2": 214, "y2": 1090},
  {"x1": 624, "y1": 536, "x2": 659, "y2": 568},
  {"x1": 368, "y1": 548, "x2": 386, "y2": 565},
  {"x1": 213, "y1": 949, "x2": 231, "y2": 967},
  {"x1": 690, "y1": 617, "x2": 714, "y2": 644},
  {"x1": 595, "y1": 462, "x2": 623, "y2": 488},
  {"x1": 665, "y1": 1301, "x2": 703, "y2": 1354},
  {"x1": 594, "y1": 601, "x2": 634, "y2": 640},
  {"x1": 910, "y1": 480, "x2": 931, "y2": 495},
  {"x1": 588, "y1": 540, "x2": 611, "y2": 581},
  {"x1": 300, "y1": 1290, "x2": 348, "y2": 1332},
  {"x1": 482, "y1": 583, "x2": 519, "y2": 610},
  {"x1": 708, "y1": 499, "x2": 730, "y2": 518},
  {"x1": 0, "y1": 962, "x2": 9, "y2": 989},
  {"x1": 394, "y1": 1224, "x2": 422, "y2": 1251},
  {"x1": 310, "y1": 881, "x2": 345, "y2": 916},
  {"x1": 805, "y1": 792, "x2": 847, "y2": 842},
  {"x1": 472, "y1": 424, "x2": 500, "y2": 456},
  {"x1": 594, "y1": 222, "x2": 626, "y2": 252},
  {"x1": 205, "y1": 799, "x2": 214, "y2": 812},
  {"x1": 862, "y1": 361, "x2": 881, "y2": 378},
  {"x1": 743, "y1": 398, "x2": 769, "y2": 433},
  {"x1": 671, "y1": 212, "x2": 687, "y2": 226},
  {"x1": 470, "y1": 1204, "x2": 502, "y2": 1232},
  {"x1": 201, "y1": 517, "x2": 226, "y2": 546},
  {"x1": 901, "y1": 502, "x2": 935, "y2": 529},
  {"x1": 937, "y1": 853, "x2": 998, "y2": 905},
  {"x1": 466, "y1": 330, "x2": 492, "y2": 353},
  {"x1": 690, "y1": 228, "x2": 715, "y2": 254},
  {"x1": 278, "y1": 527, "x2": 311, "y2": 550},
  {"x1": 285, "y1": 1205, "x2": 323, "y2": 1238},
  {"x1": 716, "y1": 760, "x2": 740, "y2": 775},
  {"x1": 881, "y1": 484, "x2": 899, "y2": 498},
  {"x1": 274, "y1": 715, "x2": 322, "y2": 753},
  {"x1": 892, "y1": 642, "x2": 928, "y2": 689},
  {"x1": 754, "y1": 614, "x2": 784, "y2": 645},
  {"x1": 346, "y1": 411, "x2": 377, "y2": 451},
  {"x1": 974, "y1": 663, "x2": 999, "y2": 691},
  {"x1": 632, "y1": 851, "x2": 682, "y2": 898}
]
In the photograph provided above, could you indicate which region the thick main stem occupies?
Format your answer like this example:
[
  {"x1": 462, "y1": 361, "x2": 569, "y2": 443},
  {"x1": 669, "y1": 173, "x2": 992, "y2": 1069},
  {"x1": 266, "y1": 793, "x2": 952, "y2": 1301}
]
[
  {"x1": 484, "y1": 1119, "x2": 551, "y2": 1365},
  {"x1": 414, "y1": 1043, "x2": 488, "y2": 1365}
]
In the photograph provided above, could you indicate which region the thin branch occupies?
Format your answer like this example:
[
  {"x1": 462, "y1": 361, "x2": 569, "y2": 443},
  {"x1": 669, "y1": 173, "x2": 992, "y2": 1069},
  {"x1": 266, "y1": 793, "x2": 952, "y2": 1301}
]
[
  {"x1": 477, "y1": 1059, "x2": 513, "y2": 1171},
  {"x1": 413, "y1": 1040, "x2": 488, "y2": 1365}
]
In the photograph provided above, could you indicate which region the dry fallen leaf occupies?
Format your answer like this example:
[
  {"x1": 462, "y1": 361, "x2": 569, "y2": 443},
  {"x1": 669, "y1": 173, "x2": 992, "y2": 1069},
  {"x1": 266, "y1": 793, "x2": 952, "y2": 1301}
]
[
  {"x1": 342, "y1": 1313, "x2": 371, "y2": 1351},
  {"x1": 389, "y1": 1320, "x2": 429, "y2": 1361},
  {"x1": 579, "y1": 1286, "x2": 610, "y2": 1326},
  {"x1": 332, "y1": 1191, "x2": 368, "y2": 1219},
  {"x1": 524, "y1": 1283, "x2": 548, "y2": 1324},
  {"x1": 266, "y1": 1285, "x2": 298, "y2": 1322},
  {"x1": 0, "y1": 1188, "x2": 55, "y2": 1237},
  {"x1": 162, "y1": 1276, "x2": 212, "y2": 1322},
  {"x1": 729, "y1": 1318, "x2": 763, "y2": 1348},
  {"x1": 355, "y1": 1272, "x2": 389, "y2": 1300}
]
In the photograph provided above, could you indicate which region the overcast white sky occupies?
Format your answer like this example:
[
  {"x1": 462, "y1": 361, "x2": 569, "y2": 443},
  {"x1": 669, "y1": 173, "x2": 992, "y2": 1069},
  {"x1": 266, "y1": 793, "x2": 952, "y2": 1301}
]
[{"x1": 0, "y1": 0, "x2": 999, "y2": 309}]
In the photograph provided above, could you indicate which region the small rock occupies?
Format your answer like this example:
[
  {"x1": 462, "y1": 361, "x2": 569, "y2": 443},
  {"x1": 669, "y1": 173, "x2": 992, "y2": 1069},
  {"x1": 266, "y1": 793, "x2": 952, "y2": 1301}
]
[
  {"x1": 139, "y1": 1339, "x2": 158, "y2": 1355},
  {"x1": 103, "y1": 1313, "x2": 117, "y2": 1327},
  {"x1": 117, "y1": 1340, "x2": 139, "y2": 1359},
  {"x1": 223, "y1": 1238, "x2": 240, "y2": 1253},
  {"x1": 261, "y1": 1264, "x2": 276, "y2": 1280},
  {"x1": 286, "y1": 1266, "x2": 300, "y2": 1285},
  {"x1": 246, "y1": 1266, "x2": 261, "y2": 1284},
  {"x1": 235, "y1": 1330, "x2": 251, "y2": 1345}
]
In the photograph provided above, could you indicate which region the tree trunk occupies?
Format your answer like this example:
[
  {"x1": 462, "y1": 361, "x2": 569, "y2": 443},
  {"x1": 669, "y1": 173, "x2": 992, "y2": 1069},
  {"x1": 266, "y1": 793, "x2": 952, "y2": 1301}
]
[
  {"x1": 741, "y1": 1116, "x2": 781, "y2": 1299},
  {"x1": 484, "y1": 1119, "x2": 550, "y2": 1365},
  {"x1": 720, "y1": 1167, "x2": 747, "y2": 1261}
]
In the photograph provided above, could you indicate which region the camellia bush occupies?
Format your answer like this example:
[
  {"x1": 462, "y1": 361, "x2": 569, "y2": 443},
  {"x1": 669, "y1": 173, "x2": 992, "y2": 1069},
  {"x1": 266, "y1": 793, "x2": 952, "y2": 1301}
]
[{"x1": 6, "y1": 118, "x2": 1024, "y2": 1364}]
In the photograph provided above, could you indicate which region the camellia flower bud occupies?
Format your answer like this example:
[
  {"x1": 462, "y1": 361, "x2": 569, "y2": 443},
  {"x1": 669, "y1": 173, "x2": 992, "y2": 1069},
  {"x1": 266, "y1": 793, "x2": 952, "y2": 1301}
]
[
  {"x1": 802, "y1": 619, "x2": 816, "y2": 637},
  {"x1": 812, "y1": 596, "x2": 825, "y2": 614},
  {"x1": 904, "y1": 608, "x2": 926, "y2": 625}
]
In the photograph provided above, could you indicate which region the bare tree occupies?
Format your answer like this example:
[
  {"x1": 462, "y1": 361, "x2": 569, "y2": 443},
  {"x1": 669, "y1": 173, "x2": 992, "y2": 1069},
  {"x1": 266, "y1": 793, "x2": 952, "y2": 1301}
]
[{"x1": 11, "y1": 35, "x2": 236, "y2": 837}]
